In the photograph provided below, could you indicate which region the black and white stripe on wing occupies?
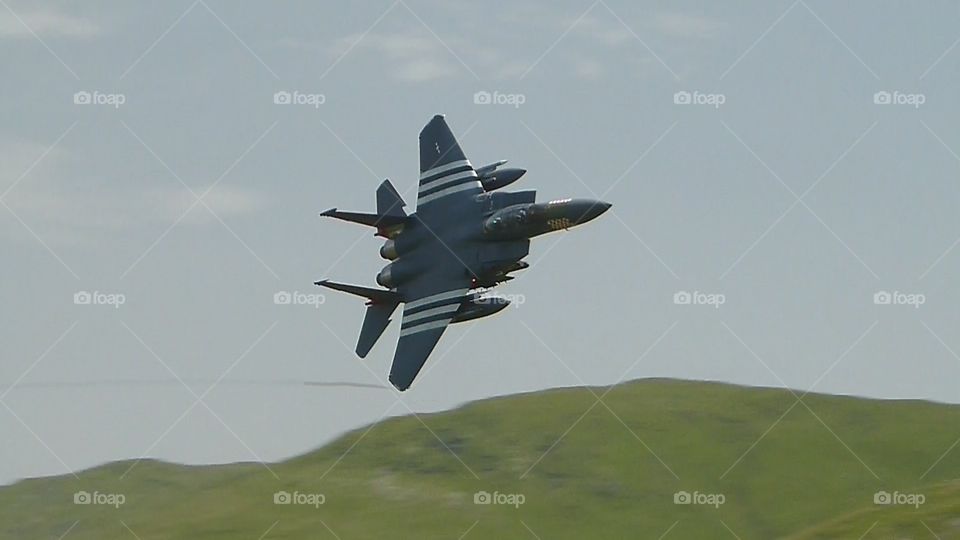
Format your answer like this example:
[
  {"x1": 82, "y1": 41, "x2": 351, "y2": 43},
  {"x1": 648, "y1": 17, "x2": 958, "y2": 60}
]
[
  {"x1": 399, "y1": 288, "x2": 468, "y2": 337},
  {"x1": 417, "y1": 159, "x2": 482, "y2": 207}
]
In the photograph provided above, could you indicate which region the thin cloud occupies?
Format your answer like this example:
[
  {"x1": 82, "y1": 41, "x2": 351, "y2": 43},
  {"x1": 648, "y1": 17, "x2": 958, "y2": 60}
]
[
  {"x1": 278, "y1": 31, "x2": 465, "y2": 83},
  {"x1": 329, "y1": 31, "x2": 460, "y2": 83},
  {"x1": 0, "y1": 140, "x2": 265, "y2": 244},
  {"x1": 0, "y1": 7, "x2": 100, "y2": 39},
  {"x1": 653, "y1": 12, "x2": 726, "y2": 39}
]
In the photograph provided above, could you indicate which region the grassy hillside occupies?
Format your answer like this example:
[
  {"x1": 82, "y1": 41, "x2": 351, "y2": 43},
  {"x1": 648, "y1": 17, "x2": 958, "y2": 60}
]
[
  {"x1": 1, "y1": 379, "x2": 958, "y2": 539},
  {"x1": 787, "y1": 479, "x2": 960, "y2": 539}
]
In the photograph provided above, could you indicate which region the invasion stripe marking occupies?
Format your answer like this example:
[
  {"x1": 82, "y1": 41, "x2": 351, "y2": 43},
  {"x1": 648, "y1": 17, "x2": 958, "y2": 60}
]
[
  {"x1": 419, "y1": 159, "x2": 471, "y2": 180},
  {"x1": 405, "y1": 289, "x2": 467, "y2": 311},
  {"x1": 402, "y1": 303, "x2": 461, "y2": 326},
  {"x1": 404, "y1": 296, "x2": 464, "y2": 316},
  {"x1": 417, "y1": 181, "x2": 482, "y2": 206},
  {"x1": 420, "y1": 165, "x2": 473, "y2": 185},
  {"x1": 420, "y1": 170, "x2": 477, "y2": 192},
  {"x1": 399, "y1": 318, "x2": 451, "y2": 337}
]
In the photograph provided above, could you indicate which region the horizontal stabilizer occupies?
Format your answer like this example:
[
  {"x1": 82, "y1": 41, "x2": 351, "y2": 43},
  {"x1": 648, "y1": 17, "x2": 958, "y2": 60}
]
[
  {"x1": 319, "y1": 209, "x2": 406, "y2": 229},
  {"x1": 315, "y1": 280, "x2": 401, "y2": 304}
]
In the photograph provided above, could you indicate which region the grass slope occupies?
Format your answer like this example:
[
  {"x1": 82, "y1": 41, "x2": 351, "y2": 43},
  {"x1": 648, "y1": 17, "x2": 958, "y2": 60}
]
[
  {"x1": 787, "y1": 480, "x2": 960, "y2": 539},
  {"x1": 1, "y1": 379, "x2": 958, "y2": 539}
]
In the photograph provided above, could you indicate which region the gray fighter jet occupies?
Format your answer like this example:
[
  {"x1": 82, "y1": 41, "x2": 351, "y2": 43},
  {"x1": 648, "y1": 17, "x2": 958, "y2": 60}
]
[{"x1": 317, "y1": 115, "x2": 611, "y2": 391}]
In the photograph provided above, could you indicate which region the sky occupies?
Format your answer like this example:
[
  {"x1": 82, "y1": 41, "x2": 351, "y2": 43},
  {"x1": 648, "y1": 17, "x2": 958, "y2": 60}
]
[{"x1": 2, "y1": 0, "x2": 960, "y2": 486}]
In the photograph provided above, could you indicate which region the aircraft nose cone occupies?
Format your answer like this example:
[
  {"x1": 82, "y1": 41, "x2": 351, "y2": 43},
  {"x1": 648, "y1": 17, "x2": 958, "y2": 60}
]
[{"x1": 570, "y1": 199, "x2": 612, "y2": 225}]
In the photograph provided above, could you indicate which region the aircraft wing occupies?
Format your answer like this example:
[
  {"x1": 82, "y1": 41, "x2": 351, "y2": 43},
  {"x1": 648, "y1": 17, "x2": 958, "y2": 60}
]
[
  {"x1": 388, "y1": 115, "x2": 481, "y2": 390},
  {"x1": 417, "y1": 115, "x2": 484, "y2": 211},
  {"x1": 389, "y1": 277, "x2": 471, "y2": 391}
]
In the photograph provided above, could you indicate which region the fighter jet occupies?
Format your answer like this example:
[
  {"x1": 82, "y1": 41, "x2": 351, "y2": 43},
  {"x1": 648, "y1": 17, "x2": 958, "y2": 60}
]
[{"x1": 317, "y1": 115, "x2": 611, "y2": 391}]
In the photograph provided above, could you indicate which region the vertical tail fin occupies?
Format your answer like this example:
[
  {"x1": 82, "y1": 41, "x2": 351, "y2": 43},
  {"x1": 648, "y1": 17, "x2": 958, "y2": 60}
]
[
  {"x1": 320, "y1": 180, "x2": 407, "y2": 237},
  {"x1": 315, "y1": 280, "x2": 401, "y2": 357},
  {"x1": 356, "y1": 301, "x2": 399, "y2": 357},
  {"x1": 377, "y1": 179, "x2": 406, "y2": 218}
]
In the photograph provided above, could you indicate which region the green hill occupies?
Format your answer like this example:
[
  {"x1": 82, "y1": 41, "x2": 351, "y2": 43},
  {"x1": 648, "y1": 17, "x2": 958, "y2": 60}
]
[
  {"x1": 2, "y1": 379, "x2": 958, "y2": 539},
  {"x1": 787, "y1": 479, "x2": 960, "y2": 539}
]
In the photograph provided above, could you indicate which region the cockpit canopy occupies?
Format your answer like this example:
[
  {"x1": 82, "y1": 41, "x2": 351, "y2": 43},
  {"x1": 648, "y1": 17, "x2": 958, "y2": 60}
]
[{"x1": 483, "y1": 204, "x2": 533, "y2": 235}]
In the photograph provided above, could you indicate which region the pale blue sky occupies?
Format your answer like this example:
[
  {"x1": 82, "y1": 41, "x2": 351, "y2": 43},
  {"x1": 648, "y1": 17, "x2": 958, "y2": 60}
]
[{"x1": 3, "y1": 0, "x2": 960, "y2": 485}]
